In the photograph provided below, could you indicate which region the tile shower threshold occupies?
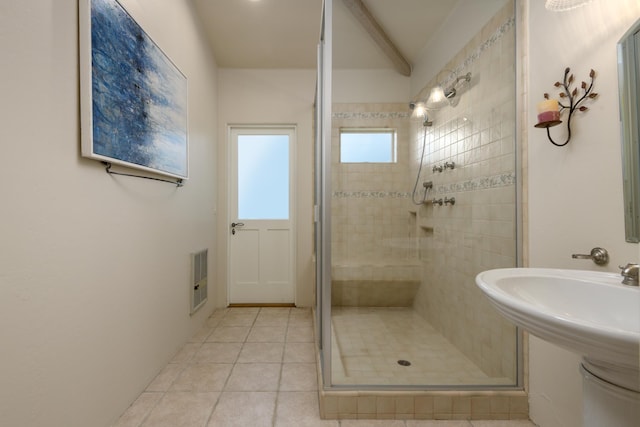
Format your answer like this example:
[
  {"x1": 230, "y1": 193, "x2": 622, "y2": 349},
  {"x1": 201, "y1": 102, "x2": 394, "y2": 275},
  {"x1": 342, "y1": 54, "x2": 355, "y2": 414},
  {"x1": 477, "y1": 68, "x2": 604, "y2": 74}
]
[
  {"x1": 315, "y1": 360, "x2": 529, "y2": 420},
  {"x1": 316, "y1": 386, "x2": 530, "y2": 420}
]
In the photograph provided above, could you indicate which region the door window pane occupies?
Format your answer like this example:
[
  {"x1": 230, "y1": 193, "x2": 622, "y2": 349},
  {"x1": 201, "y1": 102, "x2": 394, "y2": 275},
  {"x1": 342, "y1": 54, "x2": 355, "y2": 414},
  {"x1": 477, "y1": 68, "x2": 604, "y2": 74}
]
[{"x1": 238, "y1": 134, "x2": 289, "y2": 219}]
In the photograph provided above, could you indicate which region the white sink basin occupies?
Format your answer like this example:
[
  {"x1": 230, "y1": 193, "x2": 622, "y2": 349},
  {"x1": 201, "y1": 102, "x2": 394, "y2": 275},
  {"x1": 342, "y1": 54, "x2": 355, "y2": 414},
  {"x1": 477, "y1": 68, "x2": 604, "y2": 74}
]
[{"x1": 475, "y1": 268, "x2": 640, "y2": 371}]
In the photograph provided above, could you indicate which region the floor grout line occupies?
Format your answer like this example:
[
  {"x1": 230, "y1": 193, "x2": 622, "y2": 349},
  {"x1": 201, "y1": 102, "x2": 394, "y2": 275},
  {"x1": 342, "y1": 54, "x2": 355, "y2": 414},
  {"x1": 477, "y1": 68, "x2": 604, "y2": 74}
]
[
  {"x1": 201, "y1": 307, "x2": 237, "y2": 427},
  {"x1": 270, "y1": 307, "x2": 290, "y2": 427},
  {"x1": 114, "y1": 307, "x2": 533, "y2": 426}
]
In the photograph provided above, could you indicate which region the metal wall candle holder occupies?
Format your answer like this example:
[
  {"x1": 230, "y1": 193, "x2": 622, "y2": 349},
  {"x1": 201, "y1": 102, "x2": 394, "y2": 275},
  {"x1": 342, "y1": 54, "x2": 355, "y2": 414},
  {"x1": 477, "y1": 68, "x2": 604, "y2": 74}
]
[{"x1": 535, "y1": 67, "x2": 598, "y2": 147}]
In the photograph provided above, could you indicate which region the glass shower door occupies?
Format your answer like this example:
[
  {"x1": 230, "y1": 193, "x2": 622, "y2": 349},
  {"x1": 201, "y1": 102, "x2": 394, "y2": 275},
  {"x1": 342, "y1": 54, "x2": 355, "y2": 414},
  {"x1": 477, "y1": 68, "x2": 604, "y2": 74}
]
[{"x1": 318, "y1": 0, "x2": 521, "y2": 390}]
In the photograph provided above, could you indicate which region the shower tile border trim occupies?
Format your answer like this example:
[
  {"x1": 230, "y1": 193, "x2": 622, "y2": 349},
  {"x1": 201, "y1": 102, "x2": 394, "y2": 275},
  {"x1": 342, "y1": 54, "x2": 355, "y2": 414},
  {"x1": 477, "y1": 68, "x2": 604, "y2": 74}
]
[
  {"x1": 435, "y1": 171, "x2": 516, "y2": 195},
  {"x1": 333, "y1": 190, "x2": 411, "y2": 199},
  {"x1": 332, "y1": 172, "x2": 516, "y2": 199},
  {"x1": 332, "y1": 111, "x2": 410, "y2": 120}
]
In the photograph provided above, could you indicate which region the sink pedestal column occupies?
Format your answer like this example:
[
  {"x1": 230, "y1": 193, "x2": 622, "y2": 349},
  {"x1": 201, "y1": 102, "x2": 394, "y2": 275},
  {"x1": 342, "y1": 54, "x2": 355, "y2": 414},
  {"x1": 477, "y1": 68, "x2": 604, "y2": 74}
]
[{"x1": 581, "y1": 362, "x2": 640, "y2": 427}]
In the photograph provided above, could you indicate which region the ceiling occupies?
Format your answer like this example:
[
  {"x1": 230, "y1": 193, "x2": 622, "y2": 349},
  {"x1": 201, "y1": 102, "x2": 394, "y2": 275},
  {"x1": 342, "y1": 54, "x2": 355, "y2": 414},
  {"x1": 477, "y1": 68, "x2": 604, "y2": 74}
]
[{"x1": 191, "y1": 0, "x2": 458, "y2": 71}]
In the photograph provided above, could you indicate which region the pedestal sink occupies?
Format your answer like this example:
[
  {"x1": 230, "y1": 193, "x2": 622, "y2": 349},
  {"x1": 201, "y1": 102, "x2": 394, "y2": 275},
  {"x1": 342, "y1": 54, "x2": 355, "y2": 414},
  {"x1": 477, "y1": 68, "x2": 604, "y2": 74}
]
[{"x1": 475, "y1": 268, "x2": 640, "y2": 427}]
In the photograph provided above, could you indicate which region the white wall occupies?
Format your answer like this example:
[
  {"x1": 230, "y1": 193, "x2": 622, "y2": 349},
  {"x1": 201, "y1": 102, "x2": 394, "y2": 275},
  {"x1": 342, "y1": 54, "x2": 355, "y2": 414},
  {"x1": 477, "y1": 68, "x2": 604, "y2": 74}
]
[
  {"x1": 216, "y1": 69, "x2": 317, "y2": 307},
  {"x1": 527, "y1": 1, "x2": 640, "y2": 426},
  {"x1": 0, "y1": 1, "x2": 218, "y2": 426},
  {"x1": 333, "y1": 69, "x2": 410, "y2": 103}
]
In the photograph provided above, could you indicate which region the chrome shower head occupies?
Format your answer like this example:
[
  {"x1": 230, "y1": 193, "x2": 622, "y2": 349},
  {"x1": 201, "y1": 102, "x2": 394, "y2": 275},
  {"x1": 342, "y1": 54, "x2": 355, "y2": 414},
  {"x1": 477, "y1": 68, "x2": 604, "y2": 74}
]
[{"x1": 409, "y1": 101, "x2": 433, "y2": 126}]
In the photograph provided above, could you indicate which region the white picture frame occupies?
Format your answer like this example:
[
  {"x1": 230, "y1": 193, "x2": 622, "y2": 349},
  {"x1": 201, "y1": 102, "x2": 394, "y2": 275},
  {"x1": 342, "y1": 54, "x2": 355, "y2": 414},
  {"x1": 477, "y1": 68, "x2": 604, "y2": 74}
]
[{"x1": 79, "y1": 0, "x2": 188, "y2": 180}]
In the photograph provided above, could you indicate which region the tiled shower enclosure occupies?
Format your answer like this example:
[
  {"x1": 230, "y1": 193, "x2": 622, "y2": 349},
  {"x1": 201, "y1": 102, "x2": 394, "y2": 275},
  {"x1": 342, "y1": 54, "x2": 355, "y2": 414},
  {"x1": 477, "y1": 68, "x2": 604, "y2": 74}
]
[{"x1": 317, "y1": 0, "x2": 525, "y2": 420}]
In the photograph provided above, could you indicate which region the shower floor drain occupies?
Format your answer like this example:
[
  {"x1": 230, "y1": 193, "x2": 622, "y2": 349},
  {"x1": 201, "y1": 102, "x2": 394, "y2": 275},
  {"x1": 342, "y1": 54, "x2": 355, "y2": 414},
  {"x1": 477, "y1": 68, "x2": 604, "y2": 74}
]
[{"x1": 397, "y1": 359, "x2": 411, "y2": 366}]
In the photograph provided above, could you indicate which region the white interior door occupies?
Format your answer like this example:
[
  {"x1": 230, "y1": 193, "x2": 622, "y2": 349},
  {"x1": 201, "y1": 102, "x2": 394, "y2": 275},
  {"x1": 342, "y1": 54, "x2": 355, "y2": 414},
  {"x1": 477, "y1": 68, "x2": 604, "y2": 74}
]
[{"x1": 229, "y1": 126, "x2": 295, "y2": 304}]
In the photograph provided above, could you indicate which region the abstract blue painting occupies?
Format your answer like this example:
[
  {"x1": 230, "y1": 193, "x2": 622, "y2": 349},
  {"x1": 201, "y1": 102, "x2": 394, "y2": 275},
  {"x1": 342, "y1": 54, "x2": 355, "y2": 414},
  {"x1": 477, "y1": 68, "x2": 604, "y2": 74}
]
[{"x1": 80, "y1": 0, "x2": 188, "y2": 179}]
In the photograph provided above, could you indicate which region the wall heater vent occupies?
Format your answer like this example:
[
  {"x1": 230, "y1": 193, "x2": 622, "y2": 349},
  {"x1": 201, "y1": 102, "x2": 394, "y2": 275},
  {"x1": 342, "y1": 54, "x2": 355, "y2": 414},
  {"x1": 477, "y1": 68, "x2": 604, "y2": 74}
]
[{"x1": 190, "y1": 249, "x2": 208, "y2": 315}]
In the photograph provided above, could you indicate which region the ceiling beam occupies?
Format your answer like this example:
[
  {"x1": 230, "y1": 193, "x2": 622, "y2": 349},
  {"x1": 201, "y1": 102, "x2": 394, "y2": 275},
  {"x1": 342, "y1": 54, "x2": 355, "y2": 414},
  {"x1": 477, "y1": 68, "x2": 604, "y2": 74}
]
[{"x1": 341, "y1": 0, "x2": 412, "y2": 76}]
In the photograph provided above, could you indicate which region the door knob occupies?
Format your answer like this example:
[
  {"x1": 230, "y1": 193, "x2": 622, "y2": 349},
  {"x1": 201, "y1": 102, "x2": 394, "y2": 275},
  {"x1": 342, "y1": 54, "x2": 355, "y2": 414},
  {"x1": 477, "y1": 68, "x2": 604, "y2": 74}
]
[{"x1": 231, "y1": 222, "x2": 244, "y2": 235}]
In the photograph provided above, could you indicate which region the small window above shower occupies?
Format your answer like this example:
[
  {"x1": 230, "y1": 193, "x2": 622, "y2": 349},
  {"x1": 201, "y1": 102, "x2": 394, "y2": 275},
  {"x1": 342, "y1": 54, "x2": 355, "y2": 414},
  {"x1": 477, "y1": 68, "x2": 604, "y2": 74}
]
[{"x1": 339, "y1": 128, "x2": 396, "y2": 163}]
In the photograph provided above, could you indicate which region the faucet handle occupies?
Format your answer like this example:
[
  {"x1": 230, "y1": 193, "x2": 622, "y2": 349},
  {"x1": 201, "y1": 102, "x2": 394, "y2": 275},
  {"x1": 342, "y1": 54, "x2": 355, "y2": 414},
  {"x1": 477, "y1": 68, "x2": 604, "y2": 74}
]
[
  {"x1": 571, "y1": 247, "x2": 609, "y2": 266},
  {"x1": 618, "y1": 263, "x2": 639, "y2": 286}
]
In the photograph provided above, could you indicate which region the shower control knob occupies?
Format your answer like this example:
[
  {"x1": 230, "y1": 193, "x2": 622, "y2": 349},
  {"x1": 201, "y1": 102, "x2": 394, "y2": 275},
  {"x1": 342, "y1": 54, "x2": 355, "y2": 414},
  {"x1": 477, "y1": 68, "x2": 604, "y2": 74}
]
[
  {"x1": 444, "y1": 197, "x2": 456, "y2": 206},
  {"x1": 432, "y1": 198, "x2": 443, "y2": 206},
  {"x1": 432, "y1": 165, "x2": 443, "y2": 173}
]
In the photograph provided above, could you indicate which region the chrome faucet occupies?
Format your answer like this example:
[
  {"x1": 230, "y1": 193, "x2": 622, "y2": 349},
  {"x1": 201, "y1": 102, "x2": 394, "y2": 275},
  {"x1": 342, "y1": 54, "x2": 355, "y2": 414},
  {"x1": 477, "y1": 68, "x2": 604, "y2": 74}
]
[{"x1": 619, "y1": 263, "x2": 639, "y2": 286}]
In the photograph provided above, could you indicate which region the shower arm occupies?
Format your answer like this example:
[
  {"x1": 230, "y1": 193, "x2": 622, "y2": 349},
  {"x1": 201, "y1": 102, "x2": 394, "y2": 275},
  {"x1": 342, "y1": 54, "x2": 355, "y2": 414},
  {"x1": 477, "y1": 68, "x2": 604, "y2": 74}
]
[{"x1": 443, "y1": 72, "x2": 472, "y2": 99}]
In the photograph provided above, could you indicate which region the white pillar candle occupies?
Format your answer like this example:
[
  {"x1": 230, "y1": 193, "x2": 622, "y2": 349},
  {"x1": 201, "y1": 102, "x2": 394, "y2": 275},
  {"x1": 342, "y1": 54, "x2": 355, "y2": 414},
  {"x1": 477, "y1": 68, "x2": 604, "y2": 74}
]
[{"x1": 537, "y1": 99, "x2": 560, "y2": 123}]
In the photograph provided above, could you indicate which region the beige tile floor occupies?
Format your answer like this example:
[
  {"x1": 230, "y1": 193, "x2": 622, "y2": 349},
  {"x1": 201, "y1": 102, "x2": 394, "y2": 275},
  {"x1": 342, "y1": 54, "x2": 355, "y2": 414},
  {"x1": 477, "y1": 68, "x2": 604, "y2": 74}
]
[
  {"x1": 113, "y1": 307, "x2": 536, "y2": 427},
  {"x1": 331, "y1": 307, "x2": 513, "y2": 385}
]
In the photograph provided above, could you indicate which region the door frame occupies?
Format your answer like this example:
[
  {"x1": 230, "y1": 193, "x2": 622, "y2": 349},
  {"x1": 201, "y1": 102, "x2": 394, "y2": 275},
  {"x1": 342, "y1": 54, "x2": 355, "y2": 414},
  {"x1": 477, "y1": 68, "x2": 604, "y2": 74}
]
[{"x1": 226, "y1": 124, "x2": 297, "y2": 305}]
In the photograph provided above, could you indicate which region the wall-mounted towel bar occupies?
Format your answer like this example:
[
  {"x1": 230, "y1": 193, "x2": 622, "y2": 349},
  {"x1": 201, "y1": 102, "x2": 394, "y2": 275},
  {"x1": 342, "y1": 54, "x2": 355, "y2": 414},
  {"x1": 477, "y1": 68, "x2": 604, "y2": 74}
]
[{"x1": 103, "y1": 162, "x2": 184, "y2": 187}]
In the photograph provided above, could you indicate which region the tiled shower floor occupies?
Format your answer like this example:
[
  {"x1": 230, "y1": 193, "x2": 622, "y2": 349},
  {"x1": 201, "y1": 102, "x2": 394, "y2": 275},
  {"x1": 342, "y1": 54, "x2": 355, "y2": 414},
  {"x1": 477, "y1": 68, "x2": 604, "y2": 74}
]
[
  {"x1": 331, "y1": 307, "x2": 513, "y2": 386},
  {"x1": 113, "y1": 307, "x2": 533, "y2": 427}
]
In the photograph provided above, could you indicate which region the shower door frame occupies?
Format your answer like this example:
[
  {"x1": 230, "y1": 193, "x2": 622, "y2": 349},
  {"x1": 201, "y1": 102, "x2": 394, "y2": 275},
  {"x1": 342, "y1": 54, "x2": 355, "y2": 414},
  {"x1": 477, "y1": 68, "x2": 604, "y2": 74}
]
[
  {"x1": 316, "y1": 0, "x2": 333, "y2": 389},
  {"x1": 513, "y1": 0, "x2": 525, "y2": 392},
  {"x1": 316, "y1": 0, "x2": 524, "y2": 391}
]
